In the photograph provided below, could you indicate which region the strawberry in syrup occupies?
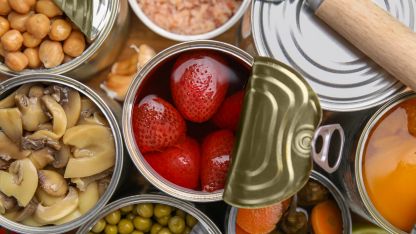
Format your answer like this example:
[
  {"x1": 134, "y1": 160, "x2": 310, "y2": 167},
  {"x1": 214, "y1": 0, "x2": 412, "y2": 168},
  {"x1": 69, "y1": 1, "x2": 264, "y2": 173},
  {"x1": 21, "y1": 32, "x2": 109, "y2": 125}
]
[{"x1": 212, "y1": 90, "x2": 244, "y2": 131}]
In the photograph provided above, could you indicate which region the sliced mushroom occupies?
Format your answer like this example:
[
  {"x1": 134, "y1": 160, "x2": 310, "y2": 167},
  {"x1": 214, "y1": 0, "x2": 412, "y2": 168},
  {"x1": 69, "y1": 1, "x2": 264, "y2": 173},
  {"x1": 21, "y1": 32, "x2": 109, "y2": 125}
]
[
  {"x1": 29, "y1": 85, "x2": 44, "y2": 98},
  {"x1": 21, "y1": 135, "x2": 61, "y2": 151},
  {"x1": 71, "y1": 168, "x2": 113, "y2": 191},
  {"x1": 0, "y1": 158, "x2": 38, "y2": 207},
  {"x1": 97, "y1": 177, "x2": 110, "y2": 197},
  {"x1": 0, "y1": 84, "x2": 31, "y2": 108},
  {"x1": 21, "y1": 216, "x2": 43, "y2": 227},
  {"x1": 38, "y1": 170, "x2": 68, "y2": 197},
  {"x1": 14, "y1": 198, "x2": 38, "y2": 222},
  {"x1": 0, "y1": 108, "x2": 23, "y2": 143},
  {"x1": 63, "y1": 125, "x2": 115, "y2": 178},
  {"x1": 35, "y1": 188, "x2": 64, "y2": 206},
  {"x1": 0, "y1": 192, "x2": 17, "y2": 214},
  {"x1": 62, "y1": 89, "x2": 81, "y2": 128},
  {"x1": 29, "y1": 148, "x2": 54, "y2": 170},
  {"x1": 44, "y1": 85, "x2": 69, "y2": 105},
  {"x1": 15, "y1": 94, "x2": 49, "y2": 132},
  {"x1": 78, "y1": 98, "x2": 108, "y2": 126},
  {"x1": 0, "y1": 159, "x2": 10, "y2": 170},
  {"x1": 33, "y1": 187, "x2": 79, "y2": 225},
  {"x1": 37, "y1": 123, "x2": 53, "y2": 131},
  {"x1": 53, "y1": 209, "x2": 81, "y2": 225},
  {"x1": 52, "y1": 144, "x2": 70, "y2": 168},
  {"x1": 78, "y1": 182, "x2": 99, "y2": 214},
  {"x1": 0, "y1": 132, "x2": 31, "y2": 160}
]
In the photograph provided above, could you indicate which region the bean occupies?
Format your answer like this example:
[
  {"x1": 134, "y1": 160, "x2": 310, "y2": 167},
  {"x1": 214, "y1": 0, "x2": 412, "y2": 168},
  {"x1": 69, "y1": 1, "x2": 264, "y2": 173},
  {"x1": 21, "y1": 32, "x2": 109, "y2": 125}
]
[
  {"x1": 0, "y1": 0, "x2": 11, "y2": 15},
  {"x1": 1, "y1": 29, "x2": 23, "y2": 51},
  {"x1": 23, "y1": 47, "x2": 40, "y2": 68},
  {"x1": 0, "y1": 16, "x2": 9, "y2": 37},
  {"x1": 8, "y1": 0, "x2": 31, "y2": 14},
  {"x1": 39, "y1": 40, "x2": 64, "y2": 68},
  {"x1": 22, "y1": 32, "x2": 41, "y2": 48},
  {"x1": 49, "y1": 19, "x2": 71, "y2": 41},
  {"x1": 63, "y1": 30, "x2": 85, "y2": 57},
  {"x1": 5, "y1": 51, "x2": 28, "y2": 71},
  {"x1": 26, "y1": 13, "x2": 50, "y2": 39},
  {"x1": 35, "y1": 0, "x2": 62, "y2": 18},
  {"x1": 8, "y1": 11, "x2": 32, "y2": 32}
]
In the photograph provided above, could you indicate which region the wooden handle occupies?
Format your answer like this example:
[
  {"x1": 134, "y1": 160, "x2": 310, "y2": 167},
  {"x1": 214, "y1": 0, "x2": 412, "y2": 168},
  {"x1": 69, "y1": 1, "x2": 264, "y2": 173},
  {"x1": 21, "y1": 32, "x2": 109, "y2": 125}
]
[{"x1": 315, "y1": 0, "x2": 416, "y2": 91}]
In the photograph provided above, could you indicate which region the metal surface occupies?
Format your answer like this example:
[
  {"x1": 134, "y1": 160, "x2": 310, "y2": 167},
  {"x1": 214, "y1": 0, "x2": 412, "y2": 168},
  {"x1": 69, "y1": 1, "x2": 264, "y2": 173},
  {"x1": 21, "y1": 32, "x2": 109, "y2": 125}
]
[
  {"x1": 312, "y1": 124, "x2": 344, "y2": 173},
  {"x1": 77, "y1": 194, "x2": 222, "y2": 234},
  {"x1": 223, "y1": 57, "x2": 322, "y2": 208},
  {"x1": 123, "y1": 40, "x2": 253, "y2": 203},
  {"x1": 249, "y1": 0, "x2": 413, "y2": 111},
  {"x1": 225, "y1": 171, "x2": 352, "y2": 234},
  {"x1": 0, "y1": 74, "x2": 124, "y2": 234},
  {"x1": 0, "y1": 0, "x2": 129, "y2": 81}
]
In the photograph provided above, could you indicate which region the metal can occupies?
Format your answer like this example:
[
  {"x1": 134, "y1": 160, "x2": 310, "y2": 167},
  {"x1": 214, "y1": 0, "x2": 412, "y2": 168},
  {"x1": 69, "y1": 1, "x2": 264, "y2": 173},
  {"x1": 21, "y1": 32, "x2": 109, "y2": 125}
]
[
  {"x1": 225, "y1": 171, "x2": 352, "y2": 234},
  {"x1": 0, "y1": 0, "x2": 130, "y2": 81},
  {"x1": 0, "y1": 74, "x2": 124, "y2": 234},
  {"x1": 238, "y1": 0, "x2": 414, "y2": 112},
  {"x1": 76, "y1": 194, "x2": 222, "y2": 234}
]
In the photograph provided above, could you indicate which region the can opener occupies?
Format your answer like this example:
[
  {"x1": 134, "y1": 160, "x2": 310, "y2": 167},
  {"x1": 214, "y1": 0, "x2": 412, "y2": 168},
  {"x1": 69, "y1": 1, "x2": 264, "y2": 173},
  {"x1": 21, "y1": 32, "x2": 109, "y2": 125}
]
[{"x1": 306, "y1": 0, "x2": 416, "y2": 92}]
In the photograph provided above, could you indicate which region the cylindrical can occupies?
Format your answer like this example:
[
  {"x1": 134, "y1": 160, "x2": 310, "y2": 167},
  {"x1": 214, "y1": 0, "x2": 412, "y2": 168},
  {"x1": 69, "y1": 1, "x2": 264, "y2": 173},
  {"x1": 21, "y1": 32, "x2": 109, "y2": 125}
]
[
  {"x1": 123, "y1": 40, "x2": 253, "y2": 203},
  {"x1": 0, "y1": 0, "x2": 130, "y2": 81},
  {"x1": 0, "y1": 74, "x2": 124, "y2": 234},
  {"x1": 225, "y1": 171, "x2": 352, "y2": 234},
  {"x1": 327, "y1": 92, "x2": 416, "y2": 234},
  {"x1": 238, "y1": 0, "x2": 413, "y2": 112},
  {"x1": 77, "y1": 194, "x2": 222, "y2": 234}
]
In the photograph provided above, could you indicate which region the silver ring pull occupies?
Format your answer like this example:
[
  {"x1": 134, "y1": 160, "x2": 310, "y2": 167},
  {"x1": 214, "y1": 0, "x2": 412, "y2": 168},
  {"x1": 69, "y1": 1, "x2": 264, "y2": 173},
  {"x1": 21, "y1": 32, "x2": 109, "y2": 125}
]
[{"x1": 311, "y1": 124, "x2": 344, "y2": 174}]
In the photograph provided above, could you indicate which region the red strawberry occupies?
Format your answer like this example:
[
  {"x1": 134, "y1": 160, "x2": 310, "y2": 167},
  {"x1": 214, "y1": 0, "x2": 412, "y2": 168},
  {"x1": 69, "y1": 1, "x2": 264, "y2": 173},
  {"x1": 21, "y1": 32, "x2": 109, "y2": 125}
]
[
  {"x1": 132, "y1": 95, "x2": 186, "y2": 153},
  {"x1": 212, "y1": 90, "x2": 244, "y2": 131},
  {"x1": 201, "y1": 130, "x2": 234, "y2": 192},
  {"x1": 144, "y1": 137, "x2": 200, "y2": 189},
  {"x1": 170, "y1": 51, "x2": 229, "y2": 123}
]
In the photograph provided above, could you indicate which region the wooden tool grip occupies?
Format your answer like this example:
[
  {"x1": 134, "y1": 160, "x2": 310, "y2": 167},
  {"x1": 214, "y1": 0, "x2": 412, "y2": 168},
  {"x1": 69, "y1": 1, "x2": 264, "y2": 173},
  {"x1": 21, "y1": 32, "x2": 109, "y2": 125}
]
[{"x1": 315, "y1": 0, "x2": 416, "y2": 91}]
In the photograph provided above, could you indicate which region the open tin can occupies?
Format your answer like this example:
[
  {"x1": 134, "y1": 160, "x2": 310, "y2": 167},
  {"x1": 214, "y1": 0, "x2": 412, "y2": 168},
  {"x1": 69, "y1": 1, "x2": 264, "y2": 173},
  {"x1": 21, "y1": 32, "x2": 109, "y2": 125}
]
[
  {"x1": 0, "y1": 74, "x2": 124, "y2": 234},
  {"x1": 0, "y1": 0, "x2": 129, "y2": 81},
  {"x1": 77, "y1": 194, "x2": 221, "y2": 234}
]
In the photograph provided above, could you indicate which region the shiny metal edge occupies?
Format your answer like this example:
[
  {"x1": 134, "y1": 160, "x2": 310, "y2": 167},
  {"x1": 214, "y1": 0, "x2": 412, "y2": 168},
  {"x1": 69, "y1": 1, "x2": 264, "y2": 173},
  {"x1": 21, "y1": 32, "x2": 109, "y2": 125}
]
[
  {"x1": 0, "y1": 74, "x2": 124, "y2": 234},
  {"x1": 355, "y1": 91, "x2": 415, "y2": 234},
  {"x1": 122, "y1": 40, "x2": 253, "y2": 202},
  {"x1": 76, "y1": 194, "x2": 222, "y2": 234}
]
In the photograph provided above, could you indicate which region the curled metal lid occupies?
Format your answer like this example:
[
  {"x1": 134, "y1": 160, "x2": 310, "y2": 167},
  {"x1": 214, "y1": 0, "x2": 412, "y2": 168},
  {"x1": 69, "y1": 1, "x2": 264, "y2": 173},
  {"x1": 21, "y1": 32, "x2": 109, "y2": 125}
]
[{"x1": 223, "y1": 57, "x2": 322, "y2": 208}]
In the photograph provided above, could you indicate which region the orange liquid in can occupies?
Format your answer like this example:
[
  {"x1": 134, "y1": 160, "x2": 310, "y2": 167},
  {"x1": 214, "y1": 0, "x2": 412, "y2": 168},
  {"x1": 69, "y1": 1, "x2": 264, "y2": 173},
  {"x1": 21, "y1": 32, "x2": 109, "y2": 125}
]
[{"x1": 363, "y1": 98, "x2": 416, "y2": 232}]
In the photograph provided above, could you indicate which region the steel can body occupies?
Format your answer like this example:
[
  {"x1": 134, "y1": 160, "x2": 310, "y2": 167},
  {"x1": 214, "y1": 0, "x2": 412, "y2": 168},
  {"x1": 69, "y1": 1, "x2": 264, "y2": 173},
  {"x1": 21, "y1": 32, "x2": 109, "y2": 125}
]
[{"x1": 0, "y1": 74, "x2": 124, "y2": 234}]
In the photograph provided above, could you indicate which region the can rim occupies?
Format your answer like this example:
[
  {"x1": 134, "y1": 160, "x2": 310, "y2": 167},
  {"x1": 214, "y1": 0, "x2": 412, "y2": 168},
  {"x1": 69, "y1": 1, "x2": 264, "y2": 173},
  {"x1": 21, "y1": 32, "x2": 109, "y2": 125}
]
[
  {"x1": 225, "y1": 171, "x2": 352, "y2": 234},
  {"x1": 122, "y1": 40, "x2": 253, "y2": 202},
  {"x1": 355, "y1": 91, "x2": 415, "y2": 234},
  {"x1": 0, "y1": 74, "x2": 124, "y2": 234},
  {"x1": 76, "y1": 194, "x2": 222, "y2": 234},
  {"x1": 0, "y1": 1, "x2": 118, "y2": 76}
]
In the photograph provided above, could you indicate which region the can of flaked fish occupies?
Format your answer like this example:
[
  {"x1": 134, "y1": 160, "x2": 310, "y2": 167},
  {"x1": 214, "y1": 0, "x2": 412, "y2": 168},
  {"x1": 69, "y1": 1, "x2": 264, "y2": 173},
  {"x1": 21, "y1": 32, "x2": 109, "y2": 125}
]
[
  {"x1": 225, "y1": 171, "x2": 352, "y2": 234},
  {"x1": 0, "y1": 74, "x2": 124, "y2": 234},
  {"x1": 77, "y1": 194, "x2": 222, "y2": 234},
  {"x1": 238, "y1": 0, "x2": 415, "y2": 112},
  {"x1": 0, "y1": 0, "x2": 129, "y2": 81}
]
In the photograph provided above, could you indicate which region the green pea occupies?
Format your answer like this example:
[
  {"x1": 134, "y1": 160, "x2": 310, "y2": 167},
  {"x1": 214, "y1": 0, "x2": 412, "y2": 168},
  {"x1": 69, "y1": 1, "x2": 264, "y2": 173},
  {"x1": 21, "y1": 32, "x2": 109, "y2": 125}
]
[
  {"x1": 158, "y1": 227, "x2": 173, "y2": 234},
  {"x1": 150, "y1": 223, "x2": 163, "y2": 234},
  {"x1": 136, "y1": 203, "x2": 154, "y2": 218},
  {"x1": 185, "y1": 214, "x2": 197, "y2": 227},
  {"x1": 104, "y1": 224, "x2": 118, "y2": 234},
  {"x1": 133, "y1": 216, "x2": 152, "y2": 232},
  {"x1": 157, "y1": 215, "x2": 170, "y2": 226},
  {"x1": 168, "y1": 216, "x2": 185, "y2": 234},
  {"x1": 118, "y1": 219, "x2": 134, "y2": 234},
  {"x1": 120, "y1": 205, "x2": 134, "y2": 214},
  {"x1": 182, "y1": 226, "x2": 191, "y2": 234},
  {"x1": 175, "y1": 210, "x2": 186, "y2": 218},
  {"x1": 126, "y1": 213, "x2": 136, "y2": 220},
  {"x1": 154, "y1": 204, "x2": 172, "y2": 218},
  {"x1": 105, "y1": 210, "x2": 121, "y2": 225},
  {"x1": 131, "y1": 231, "x2": 144, "y2": 234},
  {"x1": 92, "y1": 219, "x2": 106, "y2": 233},
  {"x1": 88, "y1": 232, "x2": 94, "y2": 234}
]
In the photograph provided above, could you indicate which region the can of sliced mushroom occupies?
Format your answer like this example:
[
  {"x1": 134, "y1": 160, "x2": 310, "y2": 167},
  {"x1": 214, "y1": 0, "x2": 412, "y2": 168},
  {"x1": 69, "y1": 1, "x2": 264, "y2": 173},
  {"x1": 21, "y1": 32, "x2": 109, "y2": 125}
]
[
  {"x1": 225, "y1": 171, "x2": 352, "y2": 234},
  {"x1": 0, "y1": 74, "x2": 124, "y2": 234},
  {"x1": 77, "y1": 194, "x2": 221, "y2": 233},
  {"x1": 0, "y1": 0, "x2": 129, "y2": 81},
  {"x1": 238, "y1": 0, "x2": 413, "y2": 112}
]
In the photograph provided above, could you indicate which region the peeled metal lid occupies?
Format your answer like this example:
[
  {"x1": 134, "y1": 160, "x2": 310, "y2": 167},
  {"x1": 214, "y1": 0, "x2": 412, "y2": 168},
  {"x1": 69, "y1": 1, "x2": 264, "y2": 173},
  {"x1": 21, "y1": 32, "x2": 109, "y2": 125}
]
[
  {"x1": 252, "y1": 0, "x2": 413, "y2": 112},
  {"x1": 223, "y1": 57, "x2": 321, "y2": 208}
]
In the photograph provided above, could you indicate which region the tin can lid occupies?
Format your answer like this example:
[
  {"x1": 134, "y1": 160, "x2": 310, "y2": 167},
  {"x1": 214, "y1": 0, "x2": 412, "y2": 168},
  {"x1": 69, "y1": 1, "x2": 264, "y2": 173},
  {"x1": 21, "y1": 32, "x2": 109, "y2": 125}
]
[
  {"x1": 252, "y1": 0, "x2": 411, "y2": 111},
  {"x1": 223, "y1": 57, "x2": 321, "y2": 208}
]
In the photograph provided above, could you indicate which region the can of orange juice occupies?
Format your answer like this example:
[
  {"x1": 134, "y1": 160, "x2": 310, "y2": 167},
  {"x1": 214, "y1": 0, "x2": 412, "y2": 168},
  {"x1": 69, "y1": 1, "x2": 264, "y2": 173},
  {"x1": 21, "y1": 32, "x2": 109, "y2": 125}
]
[{"x1": 324, "y1": 91, "x2": 416, "y2": 234}]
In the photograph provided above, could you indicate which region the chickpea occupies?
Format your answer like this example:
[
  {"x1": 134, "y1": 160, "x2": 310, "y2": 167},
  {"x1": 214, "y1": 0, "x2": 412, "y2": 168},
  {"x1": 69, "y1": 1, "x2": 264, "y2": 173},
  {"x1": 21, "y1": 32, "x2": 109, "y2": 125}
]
[
  {"x1": 22, "y1": 32, "x2": 41, "y2": 48},
  {"x1": 39, "y1": 40, "x2": 64, "y2": 68},
  {"x1": 26, "y1": 13, "x2": 50, "y2": 39},
  {"x1": 63, "y1": 31, "x2": 86, "y2": 57},
  {"x1": 35, "y1": 0, "x2": 62, "y2": 18},
  {"x1": 5, "y1": 51, "x2": 28, "y2": 71},
  {"x1": 0, "y1": 0, "x2": 10, "y2": 16},
  {"x1": 49, "y1": 19, "x2": 71, "y2": 41},
  {"x1": 23, "y1": 47, "x2": 40, "y2": 68},
  {"x1": 8, "y1": 0, "x2": 31, "y2": 14},
  {"x1": 0, "y1": 16, "x2": 9, "y2": 37},
  {"x1": 1, "y1": 29, "x2": 23, "y2": 51},
  {"x1": 0, "y1": 43, "x2": 5, "y2": 57},
  {"x1": 8, "y1": 11, "x2": 32, "y2": 32}
]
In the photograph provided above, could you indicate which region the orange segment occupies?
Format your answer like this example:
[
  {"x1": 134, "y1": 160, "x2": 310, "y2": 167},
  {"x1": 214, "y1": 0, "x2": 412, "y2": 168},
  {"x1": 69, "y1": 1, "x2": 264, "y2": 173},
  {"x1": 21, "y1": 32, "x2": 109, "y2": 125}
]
[
  {"x1": 311, "y1": 200, "x2": 343, "y2": 234},
  {"x1": 236, "y1": 203, "x2": 284, "y2": 234}
]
